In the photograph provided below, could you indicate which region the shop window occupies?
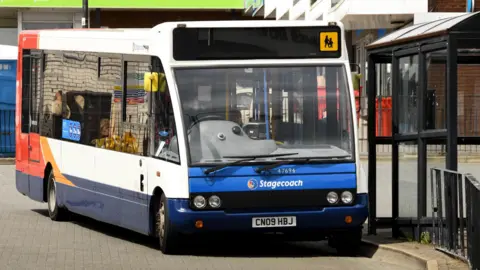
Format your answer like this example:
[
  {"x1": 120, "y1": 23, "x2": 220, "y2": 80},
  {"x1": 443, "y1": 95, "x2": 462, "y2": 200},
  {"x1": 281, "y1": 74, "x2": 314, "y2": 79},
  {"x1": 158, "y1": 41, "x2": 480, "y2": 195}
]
[{"x1": 22, "y1": 22, "x2": 73, "y2": 31}]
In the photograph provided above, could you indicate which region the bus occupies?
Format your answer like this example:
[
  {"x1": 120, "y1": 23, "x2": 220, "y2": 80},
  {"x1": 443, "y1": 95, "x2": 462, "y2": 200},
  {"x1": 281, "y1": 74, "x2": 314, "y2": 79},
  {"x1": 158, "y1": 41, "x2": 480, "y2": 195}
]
[{"x1": 15, "y1": 20, "x2": 368, "y2": 255}]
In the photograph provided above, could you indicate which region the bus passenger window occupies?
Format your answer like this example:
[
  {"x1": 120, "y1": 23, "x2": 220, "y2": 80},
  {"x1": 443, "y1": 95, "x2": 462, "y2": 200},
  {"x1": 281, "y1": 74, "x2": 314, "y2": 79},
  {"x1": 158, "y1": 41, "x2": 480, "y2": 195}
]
[
  {"x1": 40, "y1": 51, "x2": 121, "y2": 146},
  {"x1": 151, "y1": 68, "x2": 180, "y2": 164},
  {"x1": 22, "y1": 50, "x2": 41, "y2": 135}
]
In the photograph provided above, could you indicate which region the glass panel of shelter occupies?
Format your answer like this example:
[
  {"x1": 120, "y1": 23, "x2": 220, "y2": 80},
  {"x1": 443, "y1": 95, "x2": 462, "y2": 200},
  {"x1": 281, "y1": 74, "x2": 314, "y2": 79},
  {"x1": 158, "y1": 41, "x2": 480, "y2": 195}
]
[
  {"x1": 397, "y1": 54, "x2": 419, "y2": 135},
  {"x1": 456, "y1": 39, "x2": 480, "y2": 138}
]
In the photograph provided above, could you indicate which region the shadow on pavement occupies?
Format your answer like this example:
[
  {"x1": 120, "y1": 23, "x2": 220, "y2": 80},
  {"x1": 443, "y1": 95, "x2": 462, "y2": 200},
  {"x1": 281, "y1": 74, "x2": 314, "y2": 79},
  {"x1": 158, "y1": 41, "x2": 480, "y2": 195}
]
[
  {"x1": 31, "y1": 208, "x2": 375, "y2": 258},
  {"x1": 31, "y1": 208, "x2": 159, "y2": 249}
]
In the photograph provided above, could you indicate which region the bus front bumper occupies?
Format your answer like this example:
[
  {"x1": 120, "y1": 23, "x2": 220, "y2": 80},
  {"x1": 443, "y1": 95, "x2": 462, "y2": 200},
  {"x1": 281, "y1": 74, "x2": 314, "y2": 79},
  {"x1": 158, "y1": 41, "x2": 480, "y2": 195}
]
[{"x1": 167, "y1": 193, "x2": 368, "y2": 236}]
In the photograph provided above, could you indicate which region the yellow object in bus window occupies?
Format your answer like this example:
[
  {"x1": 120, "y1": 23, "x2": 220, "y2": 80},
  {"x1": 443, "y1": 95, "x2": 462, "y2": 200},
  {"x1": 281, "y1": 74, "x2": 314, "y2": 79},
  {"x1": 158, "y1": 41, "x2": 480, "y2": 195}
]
[
  {"x1": 144, "y1": 72, "x2": 167, "y2": 92},
  {"x1": 120, "y1": 131, "x2": 138, "y2": 154},
  {"x1": 144, "y1": 72, "x2": 159, "y2": 92}
]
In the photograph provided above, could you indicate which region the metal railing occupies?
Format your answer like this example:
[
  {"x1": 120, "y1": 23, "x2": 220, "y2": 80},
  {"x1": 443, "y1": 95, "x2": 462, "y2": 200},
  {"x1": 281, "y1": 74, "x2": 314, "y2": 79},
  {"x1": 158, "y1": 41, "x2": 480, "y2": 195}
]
[
  {"x1": 0, "y1": 109, "x2": 15, "y2": 157},
  {"x1": 431, "y1": 168, "x2": 480, "y2": 270}
]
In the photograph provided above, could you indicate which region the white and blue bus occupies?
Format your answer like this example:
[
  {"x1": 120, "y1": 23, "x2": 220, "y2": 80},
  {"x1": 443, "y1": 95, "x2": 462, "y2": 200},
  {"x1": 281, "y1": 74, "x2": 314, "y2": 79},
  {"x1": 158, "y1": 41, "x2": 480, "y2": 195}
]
[{"x1": 16, "y1": 20, "x2": 367, "y2": 255}]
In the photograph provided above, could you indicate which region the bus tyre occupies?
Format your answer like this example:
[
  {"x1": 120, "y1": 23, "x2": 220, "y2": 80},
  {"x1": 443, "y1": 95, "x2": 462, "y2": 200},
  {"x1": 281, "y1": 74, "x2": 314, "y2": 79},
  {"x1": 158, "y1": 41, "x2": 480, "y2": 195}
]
[
  {"x1": 333, "y1": 229, "x2": 362, "y2": 256},
  {"x1": 156, "y1": 193, "x2": 181, "y2": 254},
  {"x1": 46, "y1": 171, "x2": 68, "y2": 221}
]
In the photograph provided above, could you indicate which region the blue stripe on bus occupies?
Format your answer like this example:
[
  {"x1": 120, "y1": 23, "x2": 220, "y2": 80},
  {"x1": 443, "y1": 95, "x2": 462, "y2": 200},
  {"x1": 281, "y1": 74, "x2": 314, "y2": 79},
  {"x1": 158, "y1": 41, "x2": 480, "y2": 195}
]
[
  {"x1": 16, "y1": 167, "x2": 366, "y2": 237},
  {"x1": 16, "y1": 170, "x2": 151, "y2": 235},
  {"x1": 189, "y1": 163, "x2": 356, "y2": 193}
]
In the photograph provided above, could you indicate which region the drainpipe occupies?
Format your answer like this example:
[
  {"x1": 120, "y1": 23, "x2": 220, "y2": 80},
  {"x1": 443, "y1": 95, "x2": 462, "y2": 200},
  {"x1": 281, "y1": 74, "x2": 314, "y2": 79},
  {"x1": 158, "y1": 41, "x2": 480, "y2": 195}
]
[
  {"x1": 82, "y1": 0, "x2": 89, "y2": 28},
  {"x1": 467, "y1": 0, "x2": 474, "y2": 12}
]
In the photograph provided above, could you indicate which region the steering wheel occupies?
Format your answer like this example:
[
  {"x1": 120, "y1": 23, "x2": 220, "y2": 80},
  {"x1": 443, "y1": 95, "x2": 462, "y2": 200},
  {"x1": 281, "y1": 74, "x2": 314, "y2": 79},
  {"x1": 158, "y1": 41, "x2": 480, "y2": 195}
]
[{"x1": 188, "y1": 114, "x2": 224, "y2": 129}]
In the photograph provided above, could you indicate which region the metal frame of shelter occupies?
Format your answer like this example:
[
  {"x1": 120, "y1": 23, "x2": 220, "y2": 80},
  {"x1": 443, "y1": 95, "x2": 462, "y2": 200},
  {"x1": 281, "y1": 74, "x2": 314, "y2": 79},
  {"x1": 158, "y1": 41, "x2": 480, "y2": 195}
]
[{"x1": 365, "y1": 11, "x2": 480, "y2": 239}]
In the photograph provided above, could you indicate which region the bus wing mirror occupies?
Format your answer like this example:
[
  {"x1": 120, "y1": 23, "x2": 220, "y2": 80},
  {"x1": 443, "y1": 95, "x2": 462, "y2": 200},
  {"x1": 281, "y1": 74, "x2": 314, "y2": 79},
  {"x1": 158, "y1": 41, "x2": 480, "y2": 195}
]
[
  {"x1": 350, "y1": 63, "x2": 360, "y2": 73},
  {"x1": 143, "y1": 72, "x2": 167, "y2": 92}
]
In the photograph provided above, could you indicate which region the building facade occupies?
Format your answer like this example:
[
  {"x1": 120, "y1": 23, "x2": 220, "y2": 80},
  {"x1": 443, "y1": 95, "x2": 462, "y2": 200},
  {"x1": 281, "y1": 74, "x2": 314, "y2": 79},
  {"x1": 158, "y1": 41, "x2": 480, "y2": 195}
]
[
  {"x1": 0, "y1": 0, "x2": 247, "y2": 46},
  {"x1": 245, "y1": 0, "x2": 480, "y2": 155}
]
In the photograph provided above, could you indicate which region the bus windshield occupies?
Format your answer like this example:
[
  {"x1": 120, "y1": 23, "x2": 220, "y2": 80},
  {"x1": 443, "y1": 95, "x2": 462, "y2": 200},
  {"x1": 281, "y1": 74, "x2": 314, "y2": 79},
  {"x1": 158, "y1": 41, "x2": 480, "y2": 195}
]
[{"x1": 175, "y1": 65, "x2": 354, "y2": 165}]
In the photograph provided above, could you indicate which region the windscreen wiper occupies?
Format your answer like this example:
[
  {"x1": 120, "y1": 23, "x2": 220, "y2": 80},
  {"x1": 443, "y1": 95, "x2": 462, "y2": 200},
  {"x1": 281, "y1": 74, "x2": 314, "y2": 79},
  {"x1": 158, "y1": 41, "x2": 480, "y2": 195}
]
[
  {"x1": 203, "y1": 153, "x2": 298, "y2": 175},
  {"x1": 254, "y1": 155, "x2": 352, "y2": 174}
]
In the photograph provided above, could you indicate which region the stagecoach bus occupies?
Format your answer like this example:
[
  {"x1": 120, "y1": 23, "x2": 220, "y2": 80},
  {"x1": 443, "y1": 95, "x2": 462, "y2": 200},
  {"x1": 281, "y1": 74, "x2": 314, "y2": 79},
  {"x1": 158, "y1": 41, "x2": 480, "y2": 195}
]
[{"x1": 15, "y1": 20, "x2": 368, "y2": 254}]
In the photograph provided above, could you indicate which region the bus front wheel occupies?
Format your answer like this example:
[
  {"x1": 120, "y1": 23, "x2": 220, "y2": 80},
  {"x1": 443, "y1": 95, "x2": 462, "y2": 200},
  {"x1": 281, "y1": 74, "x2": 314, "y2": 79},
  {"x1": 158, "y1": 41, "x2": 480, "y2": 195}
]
[
  {"x1": 330, "y1": 228, "x2": 362, "y2": 256},
  {"x1": 46, "y1": 170, "x2": 69, "y2": 221},
  {"x1": 156, "y1": 193, "x2": 182, "y2": 254}
]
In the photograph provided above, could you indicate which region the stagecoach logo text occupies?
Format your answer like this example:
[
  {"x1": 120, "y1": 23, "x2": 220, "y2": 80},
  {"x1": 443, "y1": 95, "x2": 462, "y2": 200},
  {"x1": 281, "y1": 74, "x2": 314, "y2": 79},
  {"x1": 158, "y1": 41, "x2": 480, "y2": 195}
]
[{"x1": 247, "y1": 179, "x2": 303, "y2": 190}]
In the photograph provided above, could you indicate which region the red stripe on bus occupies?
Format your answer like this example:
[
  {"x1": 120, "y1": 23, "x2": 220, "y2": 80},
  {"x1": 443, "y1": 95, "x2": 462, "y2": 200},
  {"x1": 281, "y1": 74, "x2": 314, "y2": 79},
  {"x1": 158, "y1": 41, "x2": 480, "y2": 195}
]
[{"x1": 18, "y1": 31, "x2": 40, "y2": 49}]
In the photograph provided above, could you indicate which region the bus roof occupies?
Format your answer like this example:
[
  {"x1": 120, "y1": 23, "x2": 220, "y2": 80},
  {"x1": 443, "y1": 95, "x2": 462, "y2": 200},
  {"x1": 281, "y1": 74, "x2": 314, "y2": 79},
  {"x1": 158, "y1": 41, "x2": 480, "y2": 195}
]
[{"x1": 18, "y1": 20, "x2": 346, "y2": 59}]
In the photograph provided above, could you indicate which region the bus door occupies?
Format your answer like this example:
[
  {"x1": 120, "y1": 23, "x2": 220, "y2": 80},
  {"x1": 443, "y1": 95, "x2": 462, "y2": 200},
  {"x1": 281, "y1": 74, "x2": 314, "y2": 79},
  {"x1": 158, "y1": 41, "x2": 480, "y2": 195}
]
[
  {"x1": 26, "y1": 52, "x2": 42, "y2": 164},
  {"x1": 21, "y1": 50, "x2": 43, "y2": 201}
]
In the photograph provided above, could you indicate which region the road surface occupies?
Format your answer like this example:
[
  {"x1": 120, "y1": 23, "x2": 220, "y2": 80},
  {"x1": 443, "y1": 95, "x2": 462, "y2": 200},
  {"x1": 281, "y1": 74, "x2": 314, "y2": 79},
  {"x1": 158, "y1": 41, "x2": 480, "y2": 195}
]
[{"x1": 0, "y1": 164, "x2": 420, "y2": 270}]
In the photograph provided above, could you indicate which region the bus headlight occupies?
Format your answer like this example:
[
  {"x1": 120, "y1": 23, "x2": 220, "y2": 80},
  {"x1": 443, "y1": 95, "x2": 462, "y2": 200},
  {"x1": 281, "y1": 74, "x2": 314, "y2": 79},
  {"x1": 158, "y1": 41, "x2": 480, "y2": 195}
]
[
  {"x1": 341, "y1": 191, "x2": 354, "y2": 204},
  {"x1": 326, "y1": 191, "x2": 338, "y2": 204},
  {"x1": 193, "y1": 195, "x2": 206, "y2": 209},
  {"x1": 208, "y1": 195, "x2": 221, "y2": 208}
]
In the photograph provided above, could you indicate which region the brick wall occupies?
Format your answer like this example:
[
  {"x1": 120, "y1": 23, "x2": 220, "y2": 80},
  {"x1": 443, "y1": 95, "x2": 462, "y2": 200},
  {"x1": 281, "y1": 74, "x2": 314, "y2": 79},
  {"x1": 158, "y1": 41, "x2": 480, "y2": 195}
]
[
  {"x1": 425, "y1": 1, "x2": 480, "y2": 137},
  {"x1": 426, "y1": 58, "x2": 480, "y2": 136},
  {"x1": 426, "y1": 61, "x2": 446, "y2": 130},
  {"x1": 432, "y1": 0, "x2": 480, "y2": 12}
]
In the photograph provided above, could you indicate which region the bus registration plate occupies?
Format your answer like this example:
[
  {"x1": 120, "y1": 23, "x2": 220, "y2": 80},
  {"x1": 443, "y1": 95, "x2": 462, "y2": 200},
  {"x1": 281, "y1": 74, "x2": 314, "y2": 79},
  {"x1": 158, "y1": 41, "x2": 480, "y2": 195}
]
[{"x1": 252, "y1": 216, "x2": 296, "y2": 228}]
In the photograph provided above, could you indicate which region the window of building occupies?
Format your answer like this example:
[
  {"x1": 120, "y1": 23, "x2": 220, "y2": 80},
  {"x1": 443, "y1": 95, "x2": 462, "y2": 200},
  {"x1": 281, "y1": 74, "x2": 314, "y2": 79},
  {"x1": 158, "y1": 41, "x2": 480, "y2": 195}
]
[{"x1": 22, "y1": 22, "x2": 73, "y2": 31}]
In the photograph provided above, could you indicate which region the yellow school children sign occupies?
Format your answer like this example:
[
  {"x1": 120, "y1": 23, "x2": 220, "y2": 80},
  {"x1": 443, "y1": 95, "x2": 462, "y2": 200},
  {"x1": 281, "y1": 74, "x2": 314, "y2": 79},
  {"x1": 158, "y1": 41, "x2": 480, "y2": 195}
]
[{"x1": 320, "y1": 32, "x2": 339, "y2": 52}]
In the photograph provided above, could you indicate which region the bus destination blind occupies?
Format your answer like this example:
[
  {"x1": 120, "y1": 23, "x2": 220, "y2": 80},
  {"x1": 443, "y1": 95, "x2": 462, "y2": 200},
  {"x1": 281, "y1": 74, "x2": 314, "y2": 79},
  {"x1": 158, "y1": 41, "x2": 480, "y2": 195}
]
[{"x1": 173, "y1": 26, "x2": 342, "y2": 60}]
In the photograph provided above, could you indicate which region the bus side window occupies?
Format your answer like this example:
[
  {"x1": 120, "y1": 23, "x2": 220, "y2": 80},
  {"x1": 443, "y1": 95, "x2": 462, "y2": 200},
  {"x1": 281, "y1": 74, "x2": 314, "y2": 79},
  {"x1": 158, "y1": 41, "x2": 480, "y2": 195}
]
[
  {"x1": 40, "y1": 51, "x2": 121, "y2": 146},
  {"x1": 21, "y1": 50, "x2": 42, "y2": 134},
  {"x1": 150, "y1": 57, "x2": 180, "y2": 164},
  {"x1": 20, "y1": 50, "x2": 32, "y2": 134}
]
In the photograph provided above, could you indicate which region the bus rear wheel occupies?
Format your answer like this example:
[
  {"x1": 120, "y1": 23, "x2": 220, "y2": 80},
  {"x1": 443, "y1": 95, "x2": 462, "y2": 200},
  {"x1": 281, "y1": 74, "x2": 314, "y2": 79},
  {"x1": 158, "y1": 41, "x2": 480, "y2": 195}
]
[
  {"x1": 156, "y1": 193, "x2": 182, "y2": 254},
  {"x1": 46, "y1": 171, "x2": 68, "y2": 221}
]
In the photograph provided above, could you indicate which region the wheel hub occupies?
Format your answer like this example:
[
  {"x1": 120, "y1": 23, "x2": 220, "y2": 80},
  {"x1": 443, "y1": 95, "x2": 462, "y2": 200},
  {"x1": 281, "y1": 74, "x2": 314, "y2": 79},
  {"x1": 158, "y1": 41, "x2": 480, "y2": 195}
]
[{"x1": 158, "y1": 203, "x2": 166, "y2": 239}]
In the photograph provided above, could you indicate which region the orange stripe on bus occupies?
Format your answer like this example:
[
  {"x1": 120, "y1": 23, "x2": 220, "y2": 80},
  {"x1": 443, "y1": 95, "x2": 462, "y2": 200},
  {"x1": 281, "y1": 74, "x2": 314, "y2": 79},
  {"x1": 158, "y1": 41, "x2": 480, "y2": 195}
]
[{"x1": 40, "y1": 137, "x2": 75, "y2": 187}]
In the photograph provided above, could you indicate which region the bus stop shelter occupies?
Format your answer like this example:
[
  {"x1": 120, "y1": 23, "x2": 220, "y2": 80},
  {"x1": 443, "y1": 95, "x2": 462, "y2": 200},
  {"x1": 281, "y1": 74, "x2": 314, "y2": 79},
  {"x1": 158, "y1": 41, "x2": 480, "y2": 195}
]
[{"x1": 365, "y1": 11, "x2": 480, "y2": 239}]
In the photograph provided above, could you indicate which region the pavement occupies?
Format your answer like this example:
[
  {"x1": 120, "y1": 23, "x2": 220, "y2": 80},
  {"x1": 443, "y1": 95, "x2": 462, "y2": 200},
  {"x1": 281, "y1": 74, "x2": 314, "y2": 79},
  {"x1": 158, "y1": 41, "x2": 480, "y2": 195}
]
[
  {"x1": 0, "y1": 163, "x2": 471, "y2": 270},
  {"x1": 360, "y1": 158, "x2": 480, "y2": 219},
  {"x1": 362, "y1": 229, "x2": 469, "y2": 270}
]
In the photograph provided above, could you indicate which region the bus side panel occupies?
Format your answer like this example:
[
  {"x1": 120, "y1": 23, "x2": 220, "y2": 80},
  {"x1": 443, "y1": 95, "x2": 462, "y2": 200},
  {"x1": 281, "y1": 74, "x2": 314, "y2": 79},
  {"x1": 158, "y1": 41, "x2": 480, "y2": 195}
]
[
  {"x1": 43, "y1": 138, "x2": 151, "y2": 236},
  {"x1": 90, "y1": 146, "x2": 150, "y2": 235},
  {"x1": 28, "y1": 133, "x2": 44, "y2": 202},
  {"x1": 15, "y1": 36, "x2": 28, "y2": 195}
]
